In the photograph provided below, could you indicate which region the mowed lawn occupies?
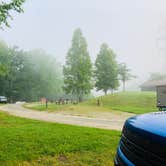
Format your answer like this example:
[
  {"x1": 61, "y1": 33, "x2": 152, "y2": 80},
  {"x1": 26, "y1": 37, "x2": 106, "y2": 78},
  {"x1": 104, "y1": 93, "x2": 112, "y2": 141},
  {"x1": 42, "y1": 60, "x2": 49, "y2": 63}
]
[
  {"x1": 25, "y1": 92, "x2": 157, "y2": 114},
  {"x1": 0, "y1": 111, "x2": 120, "y2": 166},
  {"x1": 86, "y1": 91, "x2": 157, "y2": 114},
  {"x1": 25, "y1": 102, "x2": 70, "y2": 112}
]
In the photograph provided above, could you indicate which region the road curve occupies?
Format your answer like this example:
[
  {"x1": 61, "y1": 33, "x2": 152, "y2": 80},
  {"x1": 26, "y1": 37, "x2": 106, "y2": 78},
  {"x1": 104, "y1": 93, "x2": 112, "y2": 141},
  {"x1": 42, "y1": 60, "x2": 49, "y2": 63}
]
[{"x1": 0, "y1": 103, "x2": 132, "y2": 130}]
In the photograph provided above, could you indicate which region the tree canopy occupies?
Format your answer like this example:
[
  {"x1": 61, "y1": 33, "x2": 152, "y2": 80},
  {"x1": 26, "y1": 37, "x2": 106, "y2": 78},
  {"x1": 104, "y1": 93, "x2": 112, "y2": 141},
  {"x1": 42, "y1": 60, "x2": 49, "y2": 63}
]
[
  {"x1": 0, "y1": 0, "x2": 25, "y2": 28},
  {"x1": 118, "y1": 63, "x2": 135, "y2": 91},
  {"x1": 94, "y1": 43, "x2": 119, "y2": 94},
  {"x1": 0, "y1": 41, "x2": 10, "y2": 76},
  {"x1": 0, "y1": 41, "x2": 63, "y2": 102},
  {"x1": 63, "y1": 28, "x2": 92, "y2": 101}
]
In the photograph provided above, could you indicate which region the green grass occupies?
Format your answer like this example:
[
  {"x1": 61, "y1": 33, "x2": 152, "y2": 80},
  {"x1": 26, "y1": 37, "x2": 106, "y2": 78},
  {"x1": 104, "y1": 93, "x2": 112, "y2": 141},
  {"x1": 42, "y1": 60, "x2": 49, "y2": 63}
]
[
  {"x1": 25, "y1": 102, "x2": 70, "y2": 112},
  {"x1": 25, "y1": 91, "x2": 158, "y2": 114},
  {"x1": 85, "y1": 91, "x2": 157, "y2": 114},
  {"x1": 0, "y1": 111, "x2": 120, "y2": 166}
]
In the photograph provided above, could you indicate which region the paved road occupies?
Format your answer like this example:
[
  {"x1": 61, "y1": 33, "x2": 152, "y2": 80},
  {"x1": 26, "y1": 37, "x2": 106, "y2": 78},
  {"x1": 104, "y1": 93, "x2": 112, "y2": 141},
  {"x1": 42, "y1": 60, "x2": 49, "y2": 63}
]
[{"x1": 0, "y1": 103, "x2": 134, "y2": 130}]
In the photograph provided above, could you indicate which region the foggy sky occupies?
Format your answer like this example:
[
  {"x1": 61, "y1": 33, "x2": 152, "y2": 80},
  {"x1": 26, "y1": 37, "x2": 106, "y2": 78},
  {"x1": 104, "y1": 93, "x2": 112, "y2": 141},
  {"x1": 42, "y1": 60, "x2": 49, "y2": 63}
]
[{"x1": 1, "y1": 0, "x2": 166, "y2": 89}]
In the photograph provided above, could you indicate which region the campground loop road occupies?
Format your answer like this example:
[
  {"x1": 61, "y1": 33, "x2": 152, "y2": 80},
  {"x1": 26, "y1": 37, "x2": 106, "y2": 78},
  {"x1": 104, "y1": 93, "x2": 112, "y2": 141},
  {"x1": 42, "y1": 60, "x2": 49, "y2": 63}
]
[{"x1": 0, "y1": 103, "x2": 134, "y2": 130}]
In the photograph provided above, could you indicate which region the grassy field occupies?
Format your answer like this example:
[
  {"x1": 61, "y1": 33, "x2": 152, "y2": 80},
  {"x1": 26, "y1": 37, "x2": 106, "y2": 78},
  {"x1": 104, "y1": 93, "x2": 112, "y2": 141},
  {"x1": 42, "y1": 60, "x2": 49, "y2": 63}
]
[
  {"x1": 0, "y1": 111, "x2": 120, "y2": 166},
  {"x1": 25, "y1": 92, "x2": 157, "y2": 114},
  {"x1": 25, "y1": 102, "x2": 71, "y2": 112},
  {"x1": 85, "y1": 91, "x2": 157, "y2": 114}
]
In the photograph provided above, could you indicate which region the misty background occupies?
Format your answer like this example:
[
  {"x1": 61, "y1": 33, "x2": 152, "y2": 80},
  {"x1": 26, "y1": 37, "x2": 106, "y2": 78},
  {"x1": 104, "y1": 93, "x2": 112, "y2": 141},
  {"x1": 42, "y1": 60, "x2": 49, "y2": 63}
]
[{"x1": 0, "y1": 0, "x2": 166, "y2": 91}]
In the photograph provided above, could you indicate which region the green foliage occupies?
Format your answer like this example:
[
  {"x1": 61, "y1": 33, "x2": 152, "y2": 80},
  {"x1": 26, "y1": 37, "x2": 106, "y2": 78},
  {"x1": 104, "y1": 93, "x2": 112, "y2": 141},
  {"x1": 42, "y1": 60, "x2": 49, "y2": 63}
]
[
  {"x1": 86, "y1": 92, "x2": 157, "y2": 114},
  {"x1": 63, "y1": 28, "x2": 92, "y2": 101},
  {"x1": 0, "y1": 112, "x2": 120, "y2": 165},
  {"x1": 0, "y1": 41, "x2": 10, "y2": 76},
  {"x1": 118, "y1": 63, "x2": 135, "y2": 91},
  {"x1": 25, "y1": 102, "x2": 73, "y2": 112},
  {"x1": 0, "y1": 0, "x2": 25, "y2": 28},
  {"x1": 23, "y1": 49, "x2": 64, "y2": 101},
  {"x1": 25, "y1": 92, "x2": 158, "y2": 115},
  {"x1": 0, "y1": 43, "x2": 63, "y2": 102},
  {"x1": 94, "y1": 43, "x2": 119, "y2": 94}
]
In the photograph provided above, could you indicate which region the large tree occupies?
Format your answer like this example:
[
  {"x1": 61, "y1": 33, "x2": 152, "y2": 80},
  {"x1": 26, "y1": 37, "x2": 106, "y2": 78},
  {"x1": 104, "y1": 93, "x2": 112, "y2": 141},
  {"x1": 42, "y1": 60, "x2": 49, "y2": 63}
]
[
  {"x1": 118, "y1": 63, "x2": 135, "y2": 92},
  {"x1": 0, "y1": 41, "x2": 10, "y2": 76},
  {"x1": 0, "y1": 0, "x2": 25, "y2": 28},
  {"x1": 63, "y1": 28, "x2": 92, "y2": 102},
  {"x1": 0, "y1": 44, "x2": 63, "y2": 102},
  {"x1": 0, "y1": 0, "x2": 25, "y2": 76},
  {"x1": 94, "y1": 43, "x2": 119, "y2": 95}
]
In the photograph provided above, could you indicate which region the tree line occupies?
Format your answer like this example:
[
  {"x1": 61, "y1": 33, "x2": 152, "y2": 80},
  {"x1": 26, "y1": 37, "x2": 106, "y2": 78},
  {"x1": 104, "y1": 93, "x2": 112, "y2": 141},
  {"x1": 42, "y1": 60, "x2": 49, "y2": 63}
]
[
  {"x1": 0, "y1": 41, "x2": 63, "y2": 102},
  {"x1": 0, "y1": 1, "x2": 134, "y2": 103},
  {"x1": 63, "y1": 28, "x2": 134, "y2": 102},
  {"x1": 0, "y1": 29, "x2": 134, "y2": 102}
]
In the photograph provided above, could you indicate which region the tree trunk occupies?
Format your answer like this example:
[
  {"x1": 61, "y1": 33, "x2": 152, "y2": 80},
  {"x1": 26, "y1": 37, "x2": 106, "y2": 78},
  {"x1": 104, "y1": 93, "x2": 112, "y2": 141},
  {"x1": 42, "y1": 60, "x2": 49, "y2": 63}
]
[
  {"x1": 123, "y1": 80, "x2": 125, "y2": 92},
  {"x1": 78, "y1": 96, "x2": 83, "y2": 102},
  {"x1": 104, "y1": 90, "x2": 107, "y2": 95}
]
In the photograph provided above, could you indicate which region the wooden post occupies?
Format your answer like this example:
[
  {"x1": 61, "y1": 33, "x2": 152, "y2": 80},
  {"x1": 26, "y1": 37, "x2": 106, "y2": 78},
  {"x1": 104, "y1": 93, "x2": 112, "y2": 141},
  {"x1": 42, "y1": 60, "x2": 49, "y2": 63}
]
[{"x1": 46, "y1": 99, "x2": 48, "y2": 108}]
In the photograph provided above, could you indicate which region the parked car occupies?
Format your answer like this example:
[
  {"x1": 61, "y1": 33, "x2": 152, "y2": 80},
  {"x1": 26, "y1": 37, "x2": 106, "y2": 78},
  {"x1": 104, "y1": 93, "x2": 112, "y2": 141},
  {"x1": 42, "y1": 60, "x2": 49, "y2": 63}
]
[
  {"x1": 0, "y1": 96, "x2": 7, "y2": 104},
  {"x1": 114, "y1": 112, "x2": 166, "y2": 166}
]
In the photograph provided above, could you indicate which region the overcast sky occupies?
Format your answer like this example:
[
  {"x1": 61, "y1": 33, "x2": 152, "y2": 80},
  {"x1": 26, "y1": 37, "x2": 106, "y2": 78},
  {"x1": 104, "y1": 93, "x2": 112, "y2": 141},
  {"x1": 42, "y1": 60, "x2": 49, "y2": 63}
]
[{"x1": 1, "y1": 0, "x2": 166, "y2": 87}]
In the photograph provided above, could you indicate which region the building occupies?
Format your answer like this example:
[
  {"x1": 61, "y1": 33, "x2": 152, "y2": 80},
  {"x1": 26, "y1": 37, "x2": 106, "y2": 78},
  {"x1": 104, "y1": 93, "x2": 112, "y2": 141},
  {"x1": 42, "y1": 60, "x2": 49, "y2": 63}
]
[{"x1": 140, "y1": 80, "x2": 166, "y2": 91}]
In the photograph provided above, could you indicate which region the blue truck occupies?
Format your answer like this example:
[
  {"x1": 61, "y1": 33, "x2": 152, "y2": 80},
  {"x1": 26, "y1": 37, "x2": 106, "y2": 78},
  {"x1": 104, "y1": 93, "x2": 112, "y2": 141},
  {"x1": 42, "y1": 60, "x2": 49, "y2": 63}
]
[
  {"x1": 114, "y1": 112, "x2": 166, "y2": 166},
  {"x1": 114, "y1": 86, "x2": 166, "y2": 166}
]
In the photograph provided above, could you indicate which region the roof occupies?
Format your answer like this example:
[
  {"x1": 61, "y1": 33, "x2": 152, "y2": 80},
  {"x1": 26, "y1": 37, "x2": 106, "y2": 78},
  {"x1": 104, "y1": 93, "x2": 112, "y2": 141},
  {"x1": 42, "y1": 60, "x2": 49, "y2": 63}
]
[{"x1": 140, "y1": 80, "x2": 166, "y2": 88}]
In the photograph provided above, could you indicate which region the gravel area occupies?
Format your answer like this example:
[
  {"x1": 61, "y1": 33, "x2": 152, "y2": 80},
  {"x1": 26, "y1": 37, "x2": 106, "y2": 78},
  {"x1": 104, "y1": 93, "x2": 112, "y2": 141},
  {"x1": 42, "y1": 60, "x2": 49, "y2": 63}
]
[{"x1": 0, "y1": 103, "x2": 134, "y2": 130}]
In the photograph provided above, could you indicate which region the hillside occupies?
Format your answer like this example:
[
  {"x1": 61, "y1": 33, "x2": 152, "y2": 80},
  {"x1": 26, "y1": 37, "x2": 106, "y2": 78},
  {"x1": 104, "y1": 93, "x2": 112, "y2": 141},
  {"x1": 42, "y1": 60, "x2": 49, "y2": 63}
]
[
  {"x1": 84, "y1": 92, "x2": 157, "y2": 114},
  {"x1": 25, "y1": 92, "x2": 158, "y2": 115}
]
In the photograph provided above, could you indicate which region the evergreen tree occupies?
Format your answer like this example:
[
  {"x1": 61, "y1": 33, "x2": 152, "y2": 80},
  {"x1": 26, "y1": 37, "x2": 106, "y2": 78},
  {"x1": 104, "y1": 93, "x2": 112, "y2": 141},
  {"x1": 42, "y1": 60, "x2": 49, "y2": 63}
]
[
  {"x1": 63, "y1": 28, "x2": 92, "y2": 102},
  {"x1": 94, "y1": 43, "x2": 119, "y2": 94}
]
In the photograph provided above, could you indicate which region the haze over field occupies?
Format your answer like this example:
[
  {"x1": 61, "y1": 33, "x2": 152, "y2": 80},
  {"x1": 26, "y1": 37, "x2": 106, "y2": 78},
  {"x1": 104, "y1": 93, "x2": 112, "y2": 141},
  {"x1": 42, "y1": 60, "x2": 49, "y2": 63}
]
[{"x1": 1, "y1": 0, "x2": 166, "y2": 90}]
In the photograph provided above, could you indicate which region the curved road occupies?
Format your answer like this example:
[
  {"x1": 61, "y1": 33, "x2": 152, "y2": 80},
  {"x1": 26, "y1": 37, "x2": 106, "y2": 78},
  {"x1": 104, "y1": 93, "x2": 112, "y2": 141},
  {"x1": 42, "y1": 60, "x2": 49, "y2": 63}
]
[{"x1": 0, "y1": 103, "x2": 133, "y2": 130}]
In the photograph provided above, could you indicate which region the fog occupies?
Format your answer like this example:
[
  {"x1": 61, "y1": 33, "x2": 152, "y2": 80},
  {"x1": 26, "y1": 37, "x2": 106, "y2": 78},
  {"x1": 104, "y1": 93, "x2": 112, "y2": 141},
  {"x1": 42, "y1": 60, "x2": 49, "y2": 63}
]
[{"x1": 1, "y1": 0, "x2": 166, "y2": 90}]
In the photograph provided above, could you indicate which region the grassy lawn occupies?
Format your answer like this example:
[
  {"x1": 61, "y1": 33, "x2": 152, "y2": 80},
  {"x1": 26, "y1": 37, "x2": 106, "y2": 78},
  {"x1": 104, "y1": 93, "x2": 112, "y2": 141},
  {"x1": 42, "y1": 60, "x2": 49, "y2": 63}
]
[
  {"x1": 25, "y1": 102, "x2": 71, "y2": 112},
  {"x1": 25, "y1": 91, "x2": 157, "y2": 114},
  {"x1": 0, "y1": 111, "x2": 120, "y2": 166},
  {"x1": 86, "y1": 91, "x2": 157, "y2": 114}
]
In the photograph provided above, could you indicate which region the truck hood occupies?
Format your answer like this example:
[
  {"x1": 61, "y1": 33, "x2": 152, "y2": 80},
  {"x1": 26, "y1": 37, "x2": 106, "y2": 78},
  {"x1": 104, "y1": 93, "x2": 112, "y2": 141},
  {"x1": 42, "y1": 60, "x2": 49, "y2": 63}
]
[
  {"x1": 126, "y1": 112, "x2": 166, "y2": 138},
  {"x1": 124, "y1": 112, "x2": 166, "y2": 158}
]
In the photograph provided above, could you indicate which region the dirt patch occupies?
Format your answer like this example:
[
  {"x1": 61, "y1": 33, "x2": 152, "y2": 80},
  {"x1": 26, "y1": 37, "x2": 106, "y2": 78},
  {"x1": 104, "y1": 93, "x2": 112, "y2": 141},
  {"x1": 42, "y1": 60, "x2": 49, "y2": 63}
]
[{"x1": 58, "y1": 154, "x2": 68, "y2": 162}]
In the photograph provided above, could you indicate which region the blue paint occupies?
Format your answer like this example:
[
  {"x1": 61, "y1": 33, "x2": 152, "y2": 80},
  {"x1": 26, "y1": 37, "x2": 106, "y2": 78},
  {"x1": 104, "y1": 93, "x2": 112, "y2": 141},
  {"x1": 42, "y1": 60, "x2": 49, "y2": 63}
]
[
  {"x1": 117, "y1": 146, "x2": 135, "y2": 166},
  {"x1": 115, "y1": 112, "x2": 166, "y2": 165},
  {"x1": 126, "y1": 112, "x2": 166, "y2": 141}
]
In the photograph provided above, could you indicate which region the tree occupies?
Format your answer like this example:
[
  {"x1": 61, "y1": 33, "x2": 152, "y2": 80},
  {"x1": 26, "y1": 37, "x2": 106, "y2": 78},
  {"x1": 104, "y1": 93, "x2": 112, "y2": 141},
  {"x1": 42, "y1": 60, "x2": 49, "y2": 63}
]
[
  {"x1": 0, "y1": 0, "x2": 25, "y2": 28},
  {"x1": 0, "y1": 44, "x2": 64, "y2": 102},
  {"x1": 118, "y1": 63, "x2": 135, "y2": 92},
  {"x1": 0, "y1": 41, "x2": 10, "y2": 76},
  {"x1": 94, "y1": 43, "x2": 119, "y2": 95},
  {"x1": 26, "y1": 49, "x2": 63, "y2": 101},
  {"x1": 63, "y1": 28, "x2": 92, "y2": 102}
]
